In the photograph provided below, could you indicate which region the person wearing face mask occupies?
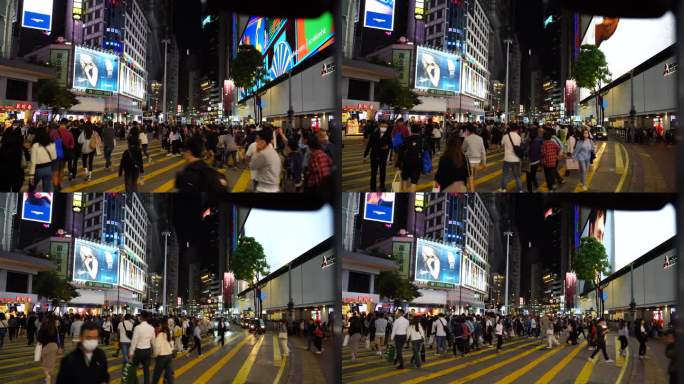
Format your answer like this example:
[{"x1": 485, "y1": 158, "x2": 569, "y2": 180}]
[
  {"x1": 56, "y1": 321, "x2": 109, "y2": 384},
  {"x1": 364, "y1": 121, "x2": 392, "y2": 192}
]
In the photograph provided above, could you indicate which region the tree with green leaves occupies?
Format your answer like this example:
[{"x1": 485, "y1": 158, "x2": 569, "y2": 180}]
[
  {"x1": 230, "y1": 236, "x2": 270, "y2": 316},
  {"x1": 33, "y1": 270, "x2": 80, "y2": 308},
  {"x1": 35, "y1": 78, "x2": 80, "y2": 116},
  {"x1": 573, "y1": 45, "x2": 611, "y2": 124},
  {"x1": 375, "y1": 78, "x2": 422, "y2": 118},
  {"x1": 375, "y1": 270, "x2": 422, "y2": 307},
  {"x1": 572, "y1": 236, "x2": 611, "y2": 315},
  {"x1": 230, "y1": 45, "x2": 268, "y2": 123}
]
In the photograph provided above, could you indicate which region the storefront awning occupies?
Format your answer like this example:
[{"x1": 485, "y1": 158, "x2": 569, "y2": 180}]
[
  {"x1": 69, "y1": 96, "x2": 106, "y2": 114},
  {"x1": 70, "y1": 289, "x2": 105, "y2": 306}
]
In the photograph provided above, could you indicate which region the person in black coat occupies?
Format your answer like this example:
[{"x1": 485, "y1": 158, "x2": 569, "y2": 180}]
[
  {"x1": 0, "y1": 125, "x2": 27, "y2": 191},
  {"x1": 56, "y1": 322, "x2": 109, "y2": 384},
  {"x1": 364, "y1": 121, "x2": 392, "y2": 191}
]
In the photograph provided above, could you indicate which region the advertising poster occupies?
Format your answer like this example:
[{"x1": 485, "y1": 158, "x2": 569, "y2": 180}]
[
  {"x1": 21, "y1": 193, "x2": 53, "y2": 224},
  {"x1": 22, "y1": 0, "x2": 54, "y2": 32},
  {"x1": 50, "y1": 241, "x2": 70, "y2": 278},
  {"x1": 120, "y1": 65, "x2": 145, "y2": 100},
  {"x1": 120, "y1": 256, "x2": 144, "y2": 292},
  {"x1": 462, "y1": 257, "x2": 486, "y2": 292},
  {"x1": 364, "y1": 0, "x2": 395, "y2": 32},
  {"x1": 50, "y1": 49, "x2": 70, "y2": 88},
  {"x1": 392, "y1": 49, "x2": 411, "y2": 87},
  {"x1": 239, "y1": 13, "x2": 334, "y2": 97},
  {"x1": 73, "y1": 46, "x2": 120, "y2": 93},
  {"x1": 414, "y1": 239, "x2": 461, "y2": 285},
  {"x1": 415, "y1": 46, "x2": 461, "y2": 93},
  {"x1": 363, "y1": 192, "x2": 395, "y2": 224},
  {"x1": 392, "y1": 240, "x2": 412, "y2": 279},
  {"x1": 223, "y1": 272, "x2": 235, "y2": 307},
  {"x1": 73, "y1": 239, "x2": 119, "y2": 285}
]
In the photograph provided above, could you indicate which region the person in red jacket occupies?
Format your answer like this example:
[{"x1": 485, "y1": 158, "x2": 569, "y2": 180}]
[
  {"x1": 541, "y1": 130, "x2": 561, "y2": 191},
  {"x1": 49, "y1": 119, "x2": 75, "y2": 191}
]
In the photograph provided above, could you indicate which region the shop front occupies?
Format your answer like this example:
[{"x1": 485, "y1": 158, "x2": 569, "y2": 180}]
[
  {"x1": 0, "y1": 101, "x2": 37, "y2": 125},
  {"x1": 409, "y1": 289, "x2": 448, "y2": 313},
  {"x1": 342, "y1": 292, "x2": 380, "y2": 318},
  {"x1": 0, "y1": 293, "x2": 38, "y2": 316},
  {"x1": 342, "y1": 100, "x2": 380, "y2": 135}
]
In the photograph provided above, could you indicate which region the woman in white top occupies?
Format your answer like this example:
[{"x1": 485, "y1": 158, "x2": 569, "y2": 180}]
[
  {"x1": 28, "y1": 127, "x2": 57, "y2": 192},
  {"x1": 139, "y1": 127, "x2": 150, "y2": 162},
  {"x1": 152, "y1": 320, "x2": 175, "y2": 384},
  {"x1": 495, "y1": 319, "x2": 504, "y2": 351},
  {"x1": 407, "y1": 317, "x2": 425, "y2": 368},
  {"x1": 102, "y1": 317, "x2": 113, "y2": 345},
  {"x1": 77, "y1": 125, "x2": 99, "y2": 180}
]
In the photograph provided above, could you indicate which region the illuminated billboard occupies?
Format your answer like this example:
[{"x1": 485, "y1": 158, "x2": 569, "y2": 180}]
[
  {"x1": 238, "y1": 13, "x2": 334, "y2": 98},
  {"x1": 462, "y1": 257, "x2": 486, "y2": 292},
  {"x1": 73, "y1": 239, "x2": 119, "y2": 285},
  {"x1": 414, "y1": 239, "x2": 461, "y2": 285},
  {"x1": 364, "y1": 0, "x2": 395, "y2": 31},
  {"x1": 21, "y1": 193, "x2": 53, "y2": 224},
  {"x1": 415, "y1": 46, "x2": 461, "y2": 93},
  {"x1": 580, "y1": 12, "x2": 675, "y2": 98},
  {"x1": 22, "y1": 0, "x2": 54, "y2": 32},
  {"x1": 73, "y1": 46, "x2": 120, "y2": 93},
  {"x1": 120, "y1": 65, "x2": 145, "y2": 100},
  {"x1": 363, "y1": 192, "x2": 395, "y2": 224},
  {"x1": 120, "y1": 256, "x2": 144, "y2": 292}
]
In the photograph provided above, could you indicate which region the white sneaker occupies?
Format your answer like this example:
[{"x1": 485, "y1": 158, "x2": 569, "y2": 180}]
[
  {"x1": 581, "y1": 184, "x2": 588, "y2": 191},
  {"x1": 588, "y1": 357, "x2": 593, "y2": 362},
  {"x1": 497, "y1": 188, "x2": 506, "y2": 193},
  {"x1": 605, "y1": 359, "x2": 615, "y2": 363}
]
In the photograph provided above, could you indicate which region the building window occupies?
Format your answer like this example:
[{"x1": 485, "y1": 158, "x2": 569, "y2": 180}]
[
  {"x1": 348, "y1": 272, "x2": 371, "y2": 293},
  {"x1": 6, "y1": 271, "x2": 29, "y2": 293}
]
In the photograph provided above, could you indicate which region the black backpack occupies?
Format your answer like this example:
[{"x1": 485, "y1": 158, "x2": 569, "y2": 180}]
[{"x1": 508, "y1": 132, "x2": 525, "y2": 159}]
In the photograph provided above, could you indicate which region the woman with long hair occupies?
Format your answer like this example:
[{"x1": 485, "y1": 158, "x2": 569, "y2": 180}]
[
  {"x1": 28, "y1": 127, "x2": 57, "y2": 192},
  {"x1": 435, "y1": 135, "x2": 470, "y2": 192},
  {"x1": 573, "y1": 128, "x2": 595, "y2": 191},
  {"x1": 407, "y1": 316, "x2": 425, "y2": 368},
  {"x1": 37, "y1": 314, "x2": 59, "y2": 384},
  {"x1": 152, "y1": 319, "x2": 175, "y2": 384},
  {"x1": 77, "y1": 124, "x2": 97, "y2": 180}
]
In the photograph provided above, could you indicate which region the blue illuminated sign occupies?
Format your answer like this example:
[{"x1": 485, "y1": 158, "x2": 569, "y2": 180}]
[
  {"x1": 21, "y1": 193, "x2": 53, "y2": 224},
  {"x1": 364, "y1": 0, "x2": 395, "y2": 32},
  {"x1": 363, "y1": 193, "x2": 395, "y2": 224}
]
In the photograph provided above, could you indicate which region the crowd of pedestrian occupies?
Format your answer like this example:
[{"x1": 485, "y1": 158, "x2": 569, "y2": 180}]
[
  {"x1": 343, "y1": 308, "x2": 677, "y2": 377},
  {"x1": 0, "y1": 119, "x2": 335, "y2": 194}
]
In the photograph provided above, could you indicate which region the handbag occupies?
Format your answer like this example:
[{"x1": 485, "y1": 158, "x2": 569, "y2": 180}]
[
  {"x1": 391, "y1": 132, "x2": 404, "y2": 149},
  {"x1": 442, "y1": 181, "x2": 468, "y2": 192},
  {"x1": 422, "y1": 150, "x2": 432, "y2": 174},
  {"x1": 342, "y1": 333, "x2": 350, "y2": 347},
  {"x1": 391, "y1": 172, "x2": 402, "y2": 192},
  {"x1": 34, "y1": 343, "x2": 42, "y2": 362},
  {"x1": 565, "y1": 158, "x2": 580, "y2": 171},
  {"x1": 508, "y1": 132, "x2": 525, "y2": 159}
]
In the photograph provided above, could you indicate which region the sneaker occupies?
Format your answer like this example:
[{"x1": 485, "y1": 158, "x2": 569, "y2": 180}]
[
  {"x1": 605, "y1": 359, "x2": 615, "y2": 363},
  {"x1": 497, "y1": 188, "x2": 507, "y2": 193},
  {"x1": 376, "y1": 351, "x2": 382, "y2": 356},
  {"x1": 581, "y1": 184, "x2": 588, "y2": 191},
  {"x1": 588, "y1": 357, "x2": 593, "y2": 362},
  {"x1": 315, "y1": 351, "x2": 322, "y2": 354}
]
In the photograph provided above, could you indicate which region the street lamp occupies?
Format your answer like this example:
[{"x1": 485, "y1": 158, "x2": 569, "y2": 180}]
[
  {"x1": 161, "y1": 230, "x2": 171, "y2": 315},
  {"x1": 503, "y1": 39, "x2": 513, "y2": 124},
  {"x1": 503, "y1": 230, "x2": 513, "y2": 315}
]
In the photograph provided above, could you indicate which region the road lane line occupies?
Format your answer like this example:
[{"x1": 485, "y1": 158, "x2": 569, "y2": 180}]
[
  {"x1": 348, "y1": 340, "x2": 539, "y2": 384},
  {"x1": 449, "y1": 345, "x2": 546, "y2": 383},
  {"x1": 273, "y1": 334, "x2": 282, "y2": 365},
  {"x1": 494, "y1": 345, "x2": 566, "y2": 384},
  {"x1": 192, "y1": 335, "x2": 250, "y2": 384},
  {"x1": 534, "y1": 341, "x2": 587, "y2": 384},
  {"x1": 576, "y1": 142, "x2": 607, "y2": 192},
  {"x1": 343, "y1": 338, "x2": 530, "y2": 378},
  {"x1": 615, "y1": 143, "x2": 630, "y2": 193},
  {"x1": 153, "y1": 178, "x2": 176, "y2": 192},
  {"x1": 232, "y1": 335, "x2": 265, "y2": 384},
  {"x1": 615, "y1": 143, "x2": 625, "y2": 174},
  {"x1": 109, "y1": 160, "x2": 186, "y2": 192},
  {"x1": 273, "y1": 354, "x2": 287, "y2": 384},
  {"x1": 616, "y1": 344, "x2": 630, "y2": 384},
  {"x1": 232, "y1": 169, "x2": 252, "y2": 192}
]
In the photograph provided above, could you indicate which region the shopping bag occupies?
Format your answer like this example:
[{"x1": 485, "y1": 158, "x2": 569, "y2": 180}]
[
  {"x1": 422, "y1": 150, "x2": 433, "y2": 174},
  {"x1": 431, "y1": 182, "x2": 441, "y2": 193},
  {"x1": 392, "y1": 133, "x2": 404, "y2": 149},
  {"x1": 365, "y1": 337, "x2": 370, "y2": 349},
  {"x1": 391, "y1": 172, "x2": 402, "y2": 192},
  {"x1": 278, "y1": 331, "x2": 288, "y2": 339},
  {"x1": 565, "y1": 158, "x2": 579, "y2": 171},
  {"x1": 121, "y1": 361, "x2": 137, "y2": 384},
  {"x1": 343, "y1": 334, "x2": 350, "y2": 347},
  {"x1": 34, "y1": 343, "x2": 42, "y2": 362},
  {"x1": 386, "y1": 343, "x2": 396, "y2": 363}
]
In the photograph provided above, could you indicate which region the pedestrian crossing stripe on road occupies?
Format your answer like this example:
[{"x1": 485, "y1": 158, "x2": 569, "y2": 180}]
[
  {"x1": 193, "y1": 334, "x2": 251, "y2": 384},
  {"x1": 231, "y1": 334, "x2": 265, "y2": 384},
  {"x1": 534, "y1": 341, "x2": 587, "y2": 384},
  {"x1": 448, "y1": 344, "x2": 547, "y2": 383},
  {"x1": 344, "y1": 339, "x2": 539, "y2": 384},
  {"x1": 494, "y1": 344, "x2": 569, "y2": 384}
]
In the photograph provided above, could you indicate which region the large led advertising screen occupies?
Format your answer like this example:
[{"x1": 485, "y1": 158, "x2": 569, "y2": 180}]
[
  {"x1": 21, "y1": 193, "x2": 53, "y2": 224},
  {"x1": 73, "y1": 239, "x2": 119, "y2": 285},
  {"x1": 414, "y1": 239, "x2": 461, "y2": 285},
  {"x1": 73, "y1": 46, "x2": 120, "y2": 93},
  {"x1": 363, "y1": 0, "x2": 396, "y2": 32},
  {"x1": 120, "y1": 65, "x2": 145, "y2": 100},
  {"x1": 238, "y1": 13, "x2": 334, "y2": 97},
  {"x1": 363, "y1": 192, "x2": 395, "y2": 224},
  {"x1": 22, "y1": 0, "x2": 54, "y2": 32},
  {"x1": 415, "y1": 46, "x2": 461, "y2": 93},
  {"x1": 580, "y1": 12, "x2": 675, "y2": 98},
  {"x1": 120, "y1": 256, "x2": 144, "y2": 292}
]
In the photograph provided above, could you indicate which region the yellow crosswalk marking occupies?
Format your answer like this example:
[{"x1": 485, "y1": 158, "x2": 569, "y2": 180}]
[
  {"x1": 347, "y1": 340, "x2": 539, "y2": 384},
  {"x1": 615, "y1": 143, "x2": 630, "y2": 193},
  {"x1": 575, "y1": 142, "x2": 607, "y2": 192},
  {"x1": 535, "y1": 341, "x2": 587, "y2": 384},
  {"x1": 232, "y1": 170, "x2": 252, "y2": 192},
  {"x1": 273, "y1": 354, "x2": 287, "y2": 384},
  {"x1": 448, "y1": 345, "x2": 546, "y2": 383},
  {"x1": 109, "y1": 159, "x2": 186, "y2": 192},
  {"x1": 192, "y1": 335, "x2": 249, "y2": 384},
  {"x1": 273, "y1": 334, "x2": 282, "y2": 365},
  {"x1": 232, "y1": 335, "x2": 265, "y2": 384},
  {"x1": 494, "y1": 344, "x2": 568, "y2": 384},
  {"x1": 153, "y1": 178, "x2": 176, "y2": 192}
]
